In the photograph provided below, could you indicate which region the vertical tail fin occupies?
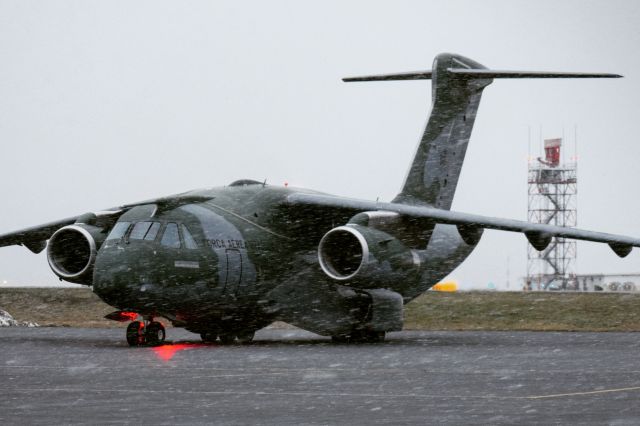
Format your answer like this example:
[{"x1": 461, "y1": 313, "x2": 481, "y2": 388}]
[{"x1": 344, "y1": 53, "x2": 621, "y2": 210}]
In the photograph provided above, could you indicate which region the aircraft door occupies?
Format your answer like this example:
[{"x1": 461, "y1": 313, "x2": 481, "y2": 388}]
[
  {"x1": 178, "y1": 204, "x2": 257, "y2": 298},
  {"x1": 222, "y1": 249, "x2": 243, "y2": 295}
]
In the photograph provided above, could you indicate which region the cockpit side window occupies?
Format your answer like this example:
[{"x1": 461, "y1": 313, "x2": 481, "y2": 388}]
[
  {"x1": 144, "y1": 222, "x2": 161, "y2": 241},
  {"x1": 106, "y1": 222, "x2": 130, "y2": 241},
  {"x1": 130, "y1": 222, "x2": 153, "y2": 240},
  {"x1": 181, "y1": 224, "x2": 199, "y2": 249},
  {"x1": 129, "y1": 221, "x2": 162, "y2": 241},
  {"x1": 160, "y1": 223, "x2": 181, "y2": 248}
]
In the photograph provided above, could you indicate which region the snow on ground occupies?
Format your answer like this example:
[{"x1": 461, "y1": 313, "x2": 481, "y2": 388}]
[{"x1": 0, "y1": 309, "x2": 38, "y2": 327}]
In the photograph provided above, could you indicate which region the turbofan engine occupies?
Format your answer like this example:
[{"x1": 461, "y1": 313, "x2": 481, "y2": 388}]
[
  {"x1": 317, "y1": 224, "x2": 420, "y2": 288},
  {"x1": 47, "y1": 222, "x2": 106, "y2": 285}
]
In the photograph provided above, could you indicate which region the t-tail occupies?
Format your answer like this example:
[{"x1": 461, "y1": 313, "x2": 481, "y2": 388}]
[{"x1": 344, "y1": 53, "x2": 621, "y2": 209}]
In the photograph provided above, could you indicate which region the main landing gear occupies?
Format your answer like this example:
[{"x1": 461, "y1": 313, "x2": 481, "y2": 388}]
[{"x1": 126, "y1": 318, "x2": 166, "y2": 347}]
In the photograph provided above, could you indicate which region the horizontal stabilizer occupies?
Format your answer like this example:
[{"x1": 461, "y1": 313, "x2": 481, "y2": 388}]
[
  {"x1": 447, "y1": 69, "x2": 622, "y2": 79},
  {"x1": 343, "y1": 69, "x2": 621, "y2": 82},
  {"x1": 343, "y1": 71, "x2": 432, "y2": 82}
]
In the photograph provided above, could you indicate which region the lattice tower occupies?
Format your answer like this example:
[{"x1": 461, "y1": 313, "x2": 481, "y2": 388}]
[{"x1": 526, "y1": 138, "x2": 577, "y2": 290}]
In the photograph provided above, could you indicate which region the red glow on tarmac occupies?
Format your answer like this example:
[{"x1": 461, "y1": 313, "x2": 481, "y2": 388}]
[{"x1": 152, "y1": 343, "x2": 207, "y2": 361}]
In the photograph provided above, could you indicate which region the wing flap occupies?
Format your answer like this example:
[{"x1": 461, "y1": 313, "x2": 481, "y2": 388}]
[{"x1": 286, "y1": 193, "x2": 640, "y2": 256}]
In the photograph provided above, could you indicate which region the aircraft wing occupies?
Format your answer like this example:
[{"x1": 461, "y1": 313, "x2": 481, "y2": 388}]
[
  {"x1": 0, "y1": 216, "x2": 80, "y2": 253},
  {"x1": 0, "y1": 193, "x2": 214, "y2": 254},
  {"x1": 286, "y1": 193, "x2": 640, "y2": 258}
]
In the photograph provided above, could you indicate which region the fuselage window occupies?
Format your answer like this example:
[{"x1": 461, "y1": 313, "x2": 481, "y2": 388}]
[
  {"x1": 181, "y1": 224, "x2": 199, "y2": 249},
  {"x1": 144, "y1": 222, "x2": 161, "y2": 241},
  {"x1": 106, "y1": 222, "x2": 130, "y2": 240},
  {"x1": 160, "y1": 223, "x2": 181, "y2": 248},
  {"x1": 130, "y1": 222, "x2": 153, "y2": 240}
]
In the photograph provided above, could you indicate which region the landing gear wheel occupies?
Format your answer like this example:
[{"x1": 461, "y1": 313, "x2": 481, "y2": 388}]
[
  {"x1": 145, "y1": 321, "x2": 166, "y2": 346},
  {"x1": 236, "y1": 331, "x2": 255, "y2": 344},
  {"x1": 218, "y1": 333, "x2": 236, "y2": 345},
  {"x1": 200, "y1": 331, "x2": 218, "y2": 343},
  {"x1": 126, "y1": 321, "x2": 145, "y2": 347}
]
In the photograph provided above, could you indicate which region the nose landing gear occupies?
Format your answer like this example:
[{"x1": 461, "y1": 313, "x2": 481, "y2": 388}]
[{"x1": 126, "y1": 317, "x2": 166, "y2": 347}]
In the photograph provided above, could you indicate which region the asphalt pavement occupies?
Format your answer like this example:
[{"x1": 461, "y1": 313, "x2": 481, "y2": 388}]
[{"x1": 1, "y1": 327, "x2": 640, "y2": 425}]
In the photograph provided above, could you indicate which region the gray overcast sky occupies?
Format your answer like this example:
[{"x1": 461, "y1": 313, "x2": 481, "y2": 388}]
[{"x1": 1, "y1": 0, "x2": 639, "y2": 288}]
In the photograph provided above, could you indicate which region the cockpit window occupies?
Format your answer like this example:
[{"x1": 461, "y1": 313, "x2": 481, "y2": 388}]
[
  {"x1": 181, "y1": 224, "x2": 198, "y2": 249},
  {"x1": 144, "y1": 222, "x2": 161, "y2": 241},
  {"x1": 106, "y1": 222, "x2": 130, "y2": 240},
  {"x1": 129, "y1": 221, "x2": 161, "y2": 241},
  {"x1": 130, "y1": 222, "x2": 152, "y2": 240},
  {"x1": 160, "y1": 223, "x2": 181, "y2": 248}
]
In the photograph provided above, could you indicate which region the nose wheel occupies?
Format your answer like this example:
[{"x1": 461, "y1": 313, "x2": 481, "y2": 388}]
[{"x1": 126, "y1": 318, "x2": 166, "y2": 347}]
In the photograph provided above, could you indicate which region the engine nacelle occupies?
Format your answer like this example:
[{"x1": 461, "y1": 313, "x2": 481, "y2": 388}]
[
  {"x1": 47, "y1": 223, "x2": 106, "y2": 285},
  {"x1": 317, "y1": 224, "x2": 419, "y2": 288}
]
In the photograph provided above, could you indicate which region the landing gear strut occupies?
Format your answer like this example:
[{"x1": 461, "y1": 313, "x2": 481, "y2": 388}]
[{"x1": 126, "y1": 317, "x2": 166, "y2": 347}]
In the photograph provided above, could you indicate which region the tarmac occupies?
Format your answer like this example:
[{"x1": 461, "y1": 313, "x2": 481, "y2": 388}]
[{"x1": 1, "y1": 328, "x2": 640, "y2": 425}]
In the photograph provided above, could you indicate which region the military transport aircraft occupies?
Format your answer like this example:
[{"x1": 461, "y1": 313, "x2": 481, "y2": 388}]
[{"x1": 1, "y1": 53, "x2": 637, "y2": 346}]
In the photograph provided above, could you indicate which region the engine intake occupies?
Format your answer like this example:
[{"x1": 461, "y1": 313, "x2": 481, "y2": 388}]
[
  {"x1": 318, "y1": 226, "x2": 368, "y2": 280},
  {"x1": 47, "y1": 224, "x2": 103, "y2": 284},
  {"x1": 318, "y1": 225, "x2": 419, "y2": 288}
]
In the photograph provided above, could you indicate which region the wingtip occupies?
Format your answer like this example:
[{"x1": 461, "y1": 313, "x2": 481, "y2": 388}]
[{"x1": 342, "y1": 71, "x2": 433, "y2": 82}]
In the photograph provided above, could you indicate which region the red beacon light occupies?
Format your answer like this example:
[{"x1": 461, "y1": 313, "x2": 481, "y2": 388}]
[{"x1": 544, "y1": 138, "x2": 561, "y2": 167}]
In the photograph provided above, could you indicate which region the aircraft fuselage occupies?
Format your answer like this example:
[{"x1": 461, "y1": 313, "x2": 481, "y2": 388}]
[{"x1": 93, "y1": 182, "x2": 475, "y2": 335}]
